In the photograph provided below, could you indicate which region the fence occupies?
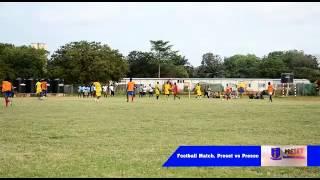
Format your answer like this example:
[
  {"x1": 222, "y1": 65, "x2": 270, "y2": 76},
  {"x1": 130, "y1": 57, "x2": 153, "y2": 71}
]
[{"x1": 274, "y1": 83, "x2": 319, "y2": 96}]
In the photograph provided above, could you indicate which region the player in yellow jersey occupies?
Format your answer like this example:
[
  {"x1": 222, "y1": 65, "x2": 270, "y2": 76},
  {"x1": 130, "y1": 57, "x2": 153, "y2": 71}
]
[
  {"x1": 93, "y1": 81, "x2": 102, "y2": 102},
  {"x1": 195, "y1": 83, "x2": 202, "y2": 98},
  {"x1": 35, "y1": 80, "x2": 42, "y2": 100},
  {"x1": 155, "y1": 82, "x2": 161, "y2": 100},
  {"x1": 164, "y1": 81, "x2": 171, "y2": 99}
]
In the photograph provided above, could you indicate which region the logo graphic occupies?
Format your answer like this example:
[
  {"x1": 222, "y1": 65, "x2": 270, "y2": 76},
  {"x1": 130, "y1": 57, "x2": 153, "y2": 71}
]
[
  {"x1": 270, "y1": 147, "x2": 306, "y2": 161},
  {"x1": 283, "y1": 148, "x2": 305, "y2": 159},
  {"x1": 271, "y1": 147, "x2": 282, "y2": 160}
]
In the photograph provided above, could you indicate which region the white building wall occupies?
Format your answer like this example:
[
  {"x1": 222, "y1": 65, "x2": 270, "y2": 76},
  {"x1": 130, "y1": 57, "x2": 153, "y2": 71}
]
[{"x1": 120, "y1": 78, "x2": 310, "y2": 92}]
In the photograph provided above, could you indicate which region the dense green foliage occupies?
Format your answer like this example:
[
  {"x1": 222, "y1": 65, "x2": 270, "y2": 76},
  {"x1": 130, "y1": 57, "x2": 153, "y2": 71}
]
[{"x1": 1, "y1": 41, "x2": 319, "y2": 83}]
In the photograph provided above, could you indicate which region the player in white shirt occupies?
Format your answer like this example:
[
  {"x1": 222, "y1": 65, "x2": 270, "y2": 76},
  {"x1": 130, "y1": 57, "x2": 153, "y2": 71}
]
[
  {"x1": 148, "y1": 84, "x2": 153, "y2": 97},
  {"x1": 110, "y1": 84, "x2": 114, "y2": 96},
  {"x1": 143, "y1": 86, "x2": 147, "y2": 97},
  {"x1": 102, "y1": 85, "x2": 107, "y2": 97}
]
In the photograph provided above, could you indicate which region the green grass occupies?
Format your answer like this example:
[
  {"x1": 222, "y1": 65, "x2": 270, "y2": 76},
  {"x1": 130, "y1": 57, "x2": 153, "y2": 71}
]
[{"x1": 0, "y1": 95, "x2": 320, "y2": 177}]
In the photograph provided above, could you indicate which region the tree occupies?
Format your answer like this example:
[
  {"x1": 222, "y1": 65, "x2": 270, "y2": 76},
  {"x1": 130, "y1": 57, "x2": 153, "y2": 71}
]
[
  {"x1": 258, "y1": 51, "x2": 289, "y2": 78},
  {"x1": 48, "y1": 41, "x2": 128, "y2": 84},
  {"x1": 184, "y1": 65, "x2": 195, "y2": 78},
  {"x1": 0, "y1": 43, "x2": 48, "y2": 81},
  {"x1": 127, "y1": 40, "x2": 191, "y2": 78},
  {"x1": 150, "y1": 40, "x2": 174, "y2": 78},
  {"x1": 196, "y1": 53, "x2": 224, "y2": 78},
  {"x1": 281, "y1": 50, "x2": 320, "y2": 81},
  {"x1": 170, "y1": 54, "x2": 189, "y2": 66},
  {"x1": 127, "y1": 51, "x2": 158, "y2": 78},
  {"x1": 224, "y1": 54, "x2": 260, "y2": 78},
  {"x1": 258, "y1": 50, "x2": 320, "y2": 81},
  {"x1": 0, "y1": 44, "x2": 13, "y2": 80}
]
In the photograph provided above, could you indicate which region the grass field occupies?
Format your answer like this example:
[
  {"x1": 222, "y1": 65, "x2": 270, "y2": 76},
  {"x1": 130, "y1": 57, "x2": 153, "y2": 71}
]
[{"x1": 0, "y1": 95, "x2": 320, "y2": 177}]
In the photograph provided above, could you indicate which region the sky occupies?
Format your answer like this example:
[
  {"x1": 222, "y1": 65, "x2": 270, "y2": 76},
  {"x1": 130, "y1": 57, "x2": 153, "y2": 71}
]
[{"x1": 1, "y1": 2, "x2": 320, "y2": 66}]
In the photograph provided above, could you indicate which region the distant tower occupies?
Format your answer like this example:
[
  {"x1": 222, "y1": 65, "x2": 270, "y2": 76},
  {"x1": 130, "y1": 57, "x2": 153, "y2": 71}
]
[
  {"x1": 31, "y1": 43, "x2": 49, "y2": 74},
  {"x1": 31, "y1": 43, "x2": 48, "y2": 51},
  {"x1": 315, "y1": 54, "x2": 320, "y2": 68}
]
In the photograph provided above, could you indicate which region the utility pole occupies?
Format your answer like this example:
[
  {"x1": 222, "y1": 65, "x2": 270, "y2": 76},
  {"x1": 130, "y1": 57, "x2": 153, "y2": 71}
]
[
  {"x1": 158, "y1": 53, "x2": 161, "y2": 79},
  {"x1": 158, "y1": 63, "x2": 160, "y2": 79}
]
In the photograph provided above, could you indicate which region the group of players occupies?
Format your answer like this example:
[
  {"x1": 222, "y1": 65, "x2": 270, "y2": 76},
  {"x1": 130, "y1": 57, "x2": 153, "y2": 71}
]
[
  {"x1": 35, "y1": 79, "x2": 49, "y2": 100},
  {"x1": 125, "y1": 78, "x2": 275, "y2": 102},
  {"x1": 125, "y1": 78, "x2": 217, "y2": 102},
  {"x1": 74, "y1": 81, "x2": 103, "y2": 102},
  {"x1": 77, "y1": 84, "x2": 115, "y2": 98},
  {"x1": 126, "y1": 79, "x2": 183, "y2": 102},
  {"x1": 1, "y1": 77, "x2": 275, "y2": 107}
]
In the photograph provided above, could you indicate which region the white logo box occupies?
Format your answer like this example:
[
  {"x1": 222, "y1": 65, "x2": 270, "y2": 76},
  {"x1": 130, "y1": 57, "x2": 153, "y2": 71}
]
[{"x1": 261, "y1": 145, "x2": 307, "y2": 167}]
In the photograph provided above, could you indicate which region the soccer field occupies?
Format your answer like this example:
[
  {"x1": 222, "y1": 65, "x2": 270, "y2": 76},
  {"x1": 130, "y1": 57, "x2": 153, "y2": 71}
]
[{"x1": 0, "y1": 96, "x2": 320, "y2": 177}]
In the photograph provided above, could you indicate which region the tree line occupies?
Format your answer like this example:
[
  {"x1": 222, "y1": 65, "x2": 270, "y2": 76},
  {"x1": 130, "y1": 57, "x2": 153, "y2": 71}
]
[{"x1": 0, "y1": 40, "x2": 319, "y2": 84}]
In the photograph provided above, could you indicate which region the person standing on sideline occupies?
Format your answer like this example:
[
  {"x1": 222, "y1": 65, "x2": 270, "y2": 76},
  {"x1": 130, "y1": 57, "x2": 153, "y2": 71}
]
[
  {"x1": 267, "y1": 82, "x2": 274, "y2": 102},
  {"x1": 110, "y1": 84, "x2": 115, "y2": 97},
  {"x1": 195, "y1": 83, "x2": 202, "y2": 98},
  {"x1": 143, "y1": 85, "x2": 147, "y2": 97},
  {"x1": 78, "y1": 85, "x2": 83, "y2": 98},
  {"x1": 107, "y1": 84, "x2": 110, "y2": 96},
  {"x1": 204, "y1": 86, "x2": 211, "y2": 98},
  {"x1": 207, "y1": 87, "x2": 211, "y2": 98},
  {"x1": 84, "y1": 85, "x2": 89, "y2": 98},
  {"x1": 1, "y1": 78, "x2": 13, "y2": 107},
  {"x1": 172, "y1": 82, "x2": 180, "y2": 100},
  {"x1": 148, "y1": 84, "x2": 153, "y2": 97},
  {"x1": 90, "y1": 84, "x2": 95, "y2": 98},
  {"x1": 102, "y1": 84, "x2": 107, "y2": 98},
  {"x1": 155, "y1": 82, "x2": 160, "y2": 100},
  {"x1": 127, "y1": 78, "x2": 135, "y2": 102},
  {"x1": 139, "y1": 85, "x2": 143, "y2": 98}
]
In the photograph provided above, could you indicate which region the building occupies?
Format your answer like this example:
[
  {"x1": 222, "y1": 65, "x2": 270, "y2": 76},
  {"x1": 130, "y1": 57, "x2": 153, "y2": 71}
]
[
  {"x1": 119, "y1": 78, "x2": 311, "y2": 94},
  {"x1": 31, "y1": 43, "x2": 48, "y2": 50}
]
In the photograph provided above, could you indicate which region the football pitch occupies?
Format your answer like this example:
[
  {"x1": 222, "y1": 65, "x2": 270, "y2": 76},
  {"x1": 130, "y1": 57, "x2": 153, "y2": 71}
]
[{"x1": 0, "y1": 96, "x2": 320, "y2": 177}]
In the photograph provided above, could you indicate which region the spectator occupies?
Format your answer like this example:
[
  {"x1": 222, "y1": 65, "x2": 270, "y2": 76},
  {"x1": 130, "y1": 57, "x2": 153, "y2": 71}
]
[
  {"x1": 102, "y1": 85, "x2": 108, "y2": 98},
  {"x1": 143, "y1": 85, "x2": 147, "y2": 97},
  {"x1": 110, "y1": 84, "x2": 115, "y2": 97}
]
